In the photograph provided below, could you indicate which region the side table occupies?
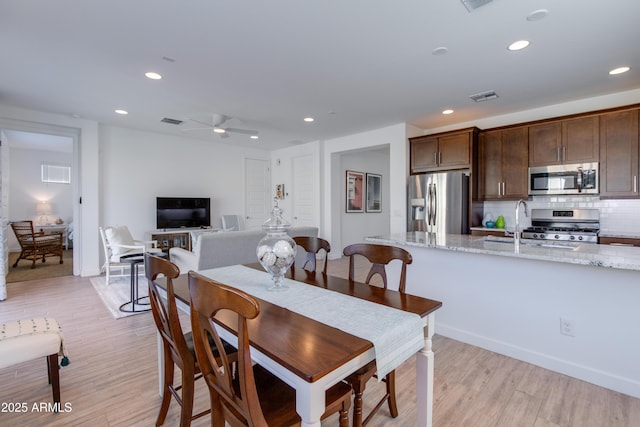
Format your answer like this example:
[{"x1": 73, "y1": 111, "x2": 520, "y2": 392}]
[{"x1": 119, "y1": 252, "x2": 168, "y2": 313}]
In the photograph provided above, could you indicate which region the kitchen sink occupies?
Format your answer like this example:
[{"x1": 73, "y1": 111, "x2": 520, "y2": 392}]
[{"x1": 482, "y1": 236, "x2": 579, "y2": 249}]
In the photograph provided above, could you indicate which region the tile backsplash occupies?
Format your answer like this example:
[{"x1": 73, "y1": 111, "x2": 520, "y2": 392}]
[{"x1": 481, "y1": 196, "x2": 640, "y2": 234}]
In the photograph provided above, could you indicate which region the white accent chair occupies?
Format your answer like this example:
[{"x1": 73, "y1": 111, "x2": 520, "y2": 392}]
[
  {"x1": 221, "y1": 215, "x2": 243, "y2": 231},
  {"x1": 99, "y1": 225, "x2": 160, "y2": 285}
]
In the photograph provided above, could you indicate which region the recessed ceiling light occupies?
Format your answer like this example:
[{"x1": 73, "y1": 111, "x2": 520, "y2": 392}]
[
  {"x1": 432, "y1": 47, "x2": 448, "y2": 56},
  {"x1": 609, "y1": 66, "x2": 631, "y2": 75},
  {"x1": 115, "y1": 109, "x2": 128, "y2": 115},
  {"x1": 508, "y1": 40, "x2": 530, "y2": 51},
  {"x1": 250, "y1": 135, "x2": 259, "y2": 140},
  {"x1": 442, "y1": 109, "x2": 454, "y2": 115},
  {"x1": 213, "y1": 127, "x2": 226, "y2": 134},
  {"x1": 304, "y1": 117, "x2": 314, "y2": 122},
  {"x1": 526, "y1": 9, "x2": 548, "y2": 21},
  {"x1": 145, "y1": 71, "x2": 162, "y2": 80}
]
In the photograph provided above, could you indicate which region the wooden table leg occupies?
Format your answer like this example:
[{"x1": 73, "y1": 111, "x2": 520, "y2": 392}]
[{"x1": 416, "y1": 313, "x2": 435, "y2": 427}]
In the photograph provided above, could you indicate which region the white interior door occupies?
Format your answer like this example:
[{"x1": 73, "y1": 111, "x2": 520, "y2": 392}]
[
  {"x1": 244, "y1": 158, "x2": 270, "y2": 229},
  {"x1": 292, "y1": 155, "x2": 315, "y2": 227}
]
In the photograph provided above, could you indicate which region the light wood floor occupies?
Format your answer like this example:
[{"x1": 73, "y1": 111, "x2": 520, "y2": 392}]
[{"x1": 0, "y1": 259, "x2": 638, "y2": 426}]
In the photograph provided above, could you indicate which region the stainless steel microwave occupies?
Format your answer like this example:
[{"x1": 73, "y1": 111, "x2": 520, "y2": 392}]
[{"x1": 528, "y1": 163, "x2": 599, "y2": 195}]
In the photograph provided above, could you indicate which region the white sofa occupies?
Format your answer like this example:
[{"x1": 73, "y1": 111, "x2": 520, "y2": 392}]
[{"x1": 169, "y1": 227, "x2": 318, "y2": 273}]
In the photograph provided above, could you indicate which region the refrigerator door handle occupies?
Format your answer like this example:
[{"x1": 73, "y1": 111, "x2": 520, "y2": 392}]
[
  {"x1": 427, "y1": 183, "x2": 433, "y2": 227},
  {"x1": 432, "y1": 183, "x2": 437, "y2": 227}
]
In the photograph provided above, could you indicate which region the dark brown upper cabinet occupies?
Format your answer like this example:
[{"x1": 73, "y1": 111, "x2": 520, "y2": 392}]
[
  {"x1": 528, "y1": 116, "x2": 599, "y2": 166},
  {"x1": 477, "y1": 126, "x2": 528, "y2": 201},
  {"x1": 410, "y1": 127, "x2": 478, "y2": 174},
  {"x1": 599, "y1": 108, "x2": 639, "y2": 199}
]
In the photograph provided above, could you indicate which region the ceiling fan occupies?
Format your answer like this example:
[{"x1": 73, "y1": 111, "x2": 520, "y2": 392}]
[{"x1": 183, "y1": 114, "x2": 259, "y2": 139}]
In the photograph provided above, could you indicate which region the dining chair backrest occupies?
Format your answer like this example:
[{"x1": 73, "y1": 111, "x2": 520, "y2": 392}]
[
  {"x1": 144, "y1": 254, "x2": 189, "y2": 365},
  {"x1": 292, "y1": 236, "x2": 331, "y2": 274},
  {"x1": 188, "y1": 271, "x2": 265, "y2": 426},
  {"x1": 343, "y1": 243, "x2": 413, "y2": 293}
]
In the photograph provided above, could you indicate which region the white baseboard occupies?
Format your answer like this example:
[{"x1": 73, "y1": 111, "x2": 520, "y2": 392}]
[{"x1": 436, "y1": 323, "x2": 640, "y2": 399}]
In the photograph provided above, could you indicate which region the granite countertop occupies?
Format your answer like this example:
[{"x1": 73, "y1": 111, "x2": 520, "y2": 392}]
[{"x1": 366, "y1": 232, "x2": 640, "y2": 272}]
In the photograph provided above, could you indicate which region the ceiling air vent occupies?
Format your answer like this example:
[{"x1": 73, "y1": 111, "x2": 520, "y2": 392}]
[
  {"x1": 160, "y1": 117, "x2": 183, "y2": 125},
  {"x1": 469, "y1": 90, "x2": 499, "y2": 102},
  {"x1": 460, "y1": 0, "x2": 493, "y2": 12}
]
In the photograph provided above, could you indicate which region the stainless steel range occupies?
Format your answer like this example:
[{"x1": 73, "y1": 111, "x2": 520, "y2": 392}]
[{"x1": 521, "y1": 208, "x2": 600, "y2": 243}]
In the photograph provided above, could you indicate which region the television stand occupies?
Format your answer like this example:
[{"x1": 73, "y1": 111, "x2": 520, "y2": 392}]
[
  {"x1": 147, "y1": 227, "x2": 220, "y2": 253},
  {"x1": 147, "y1": 229, "x2": 192, "y2": 253}
]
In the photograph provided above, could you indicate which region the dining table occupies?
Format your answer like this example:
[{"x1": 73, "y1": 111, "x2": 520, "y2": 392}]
[{"x1": 155, "y1": 263, "x2": 442, "y2": 427}]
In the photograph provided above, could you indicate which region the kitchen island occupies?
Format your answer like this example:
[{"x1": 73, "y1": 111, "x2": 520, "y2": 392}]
[{"x1": 366, "y1": 232, "x2": 640, "y2": 399}]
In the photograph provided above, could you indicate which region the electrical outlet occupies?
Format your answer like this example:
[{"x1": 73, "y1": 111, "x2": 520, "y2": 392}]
[{"x1": 560, "y1": 317, "x2": 576, "y2": 337}]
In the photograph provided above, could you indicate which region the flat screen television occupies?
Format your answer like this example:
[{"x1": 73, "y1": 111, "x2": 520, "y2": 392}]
[{"x1": 156, "y1": 197, "x2": 211, "y2": 229}]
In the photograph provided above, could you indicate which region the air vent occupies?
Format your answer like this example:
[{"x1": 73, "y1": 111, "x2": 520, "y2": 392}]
[
  {"x1": 160, "y1": 117, "x2": 183, "y2": 125},
  {"x1": 460, "y1": 0, "x2": 493, "y2": 12},
  {"x1": 469, "y1": 90, "x2": 499, "y2": 102}
]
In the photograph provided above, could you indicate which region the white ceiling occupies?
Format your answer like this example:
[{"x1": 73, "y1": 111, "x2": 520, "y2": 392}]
[{"x1": 1, "y1": 0, "x2": 638, "y2": 151}]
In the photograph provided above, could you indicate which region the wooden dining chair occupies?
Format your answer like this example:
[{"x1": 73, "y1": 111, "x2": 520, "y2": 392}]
[
  {"x1": 188, "y1": 271, "x2": 353, "y2": 427},
  {"x1": 342, "y1": 243, "x2": 413, "y2": 427},
  {"x1": 292, "y1": 236, "x2": 331, "y2": 274},
  {"x1": 145, "y1": 254, "x2": 236, "y2": 427}
]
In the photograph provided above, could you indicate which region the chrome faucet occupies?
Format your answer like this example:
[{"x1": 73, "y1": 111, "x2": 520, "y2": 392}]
[{"x1": 514, "y1": 199, "x2": 528, "y2": 247}]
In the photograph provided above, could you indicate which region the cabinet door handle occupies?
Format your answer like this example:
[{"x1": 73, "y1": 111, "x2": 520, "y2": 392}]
[
  {"x1": 502, "y1": 182, "x2": 505, "y2": 196},
  {"x1": 563, "y1": 146, "x2": 566, "y2": 162},
  {"x1": 497, "y1": 182, "x2": 501, "y2": 196},
  {"x1": 557, "y1": 147, "x2": 561, "y2": 162},
  {"x1": 634, "y1": 176, "x2": 637, "y2": 193},
  {"x1": 434, "y1": 152, "x2": 438, "y2": 164},
  {"x1": 439, "y1": 152, "x2": 442, "y2": 164}
]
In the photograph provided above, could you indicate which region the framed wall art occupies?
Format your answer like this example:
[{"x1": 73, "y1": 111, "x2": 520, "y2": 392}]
[
  {"x1": 366, "y1": 173, "x2": 382, "y2": 212},
  {"x1": 345, "y1": 170, "x2": 364, "y2": 213}
]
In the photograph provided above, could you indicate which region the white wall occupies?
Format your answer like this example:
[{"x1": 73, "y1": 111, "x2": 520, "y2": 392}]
[
  {"x1": 99, "y1": 125, "x2": 270, "y2": 244},
  {"x1": 322, "y1": 123, "x2": 410, "y2": 255},
  {"x1": 8, "y1": 147, "x2": 74, "y2": 251},
  {"x1": 340, "y1": 148, "x2": 390, "y2": 248},
  {"x1": 270, "y1": 141, "x2": 321, "y2": 228}
]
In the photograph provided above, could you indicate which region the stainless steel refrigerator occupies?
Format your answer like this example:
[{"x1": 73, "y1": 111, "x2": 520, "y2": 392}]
[{"x1": 407, "y1": 171, "x2": 469, "y2": 234}]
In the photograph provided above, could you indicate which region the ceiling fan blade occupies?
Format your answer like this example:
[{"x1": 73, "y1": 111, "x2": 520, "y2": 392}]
[
  {"x1": 225, "y1": 127, "x2": 259, "y2": 136},
  {"x1": 181, "y1": 126, "x2": 214, "y2": 131},
  {"x1": 186, "y1": 118, "x2": 214, "y2": 127}
]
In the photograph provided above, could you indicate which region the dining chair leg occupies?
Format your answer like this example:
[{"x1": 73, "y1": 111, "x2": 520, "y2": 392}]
[
  {"x1": 210, "y1": 390, "x2": 225, "y2": 427},
  {"x1": 156, "y1": 348, "x2": 174, "y2": 426},
  {"x1": 179, "y1": 364, "x2": 195, "y2": 427},
  {"x1": 385, "y1": 371, "x2": 398, "y2": 418},
  {"x1": 338, "y1": 401, "x2": 350, "y2": 427}
]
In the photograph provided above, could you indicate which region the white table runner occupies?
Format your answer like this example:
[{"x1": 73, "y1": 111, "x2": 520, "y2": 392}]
[{"x1": 198, "y1": 265, "x2": 425, "y2": 378}]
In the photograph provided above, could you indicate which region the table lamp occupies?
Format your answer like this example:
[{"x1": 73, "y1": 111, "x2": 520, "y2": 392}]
[{"x1": 36, "y1": 201, "x2": 52, "y2": 225}]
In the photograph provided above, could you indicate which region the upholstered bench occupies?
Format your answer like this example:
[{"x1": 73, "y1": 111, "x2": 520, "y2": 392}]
[{"x1": 0, "y1": 318, "x2": 69, "y2": 406}]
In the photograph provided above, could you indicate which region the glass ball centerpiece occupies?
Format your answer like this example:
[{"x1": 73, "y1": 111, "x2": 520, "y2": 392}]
[{"x1": 256, "y1": 199, "x2": 297, "y2": 291}]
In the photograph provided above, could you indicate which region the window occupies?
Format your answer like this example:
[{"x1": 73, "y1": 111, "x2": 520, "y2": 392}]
[{"x1": 41, "y1": 163, "x2": 71, "y2": 184}]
